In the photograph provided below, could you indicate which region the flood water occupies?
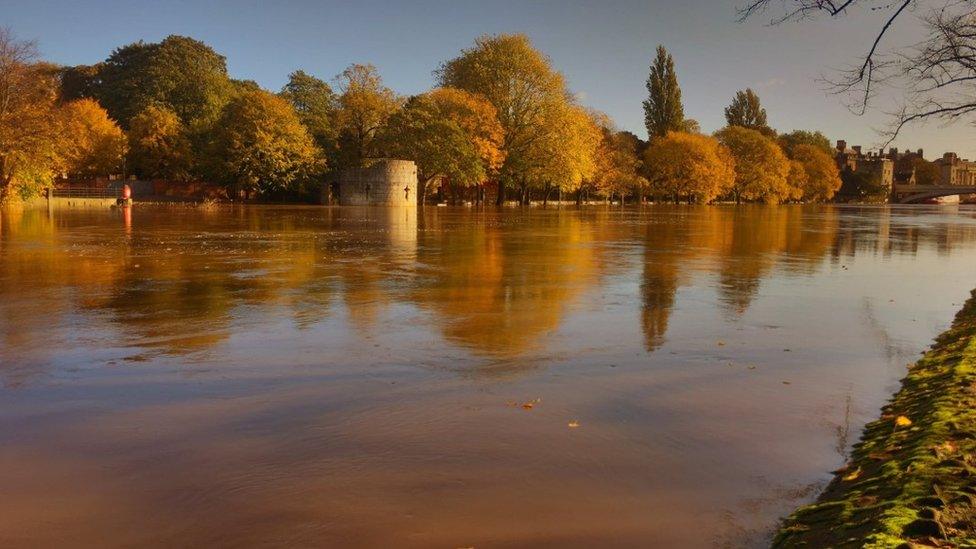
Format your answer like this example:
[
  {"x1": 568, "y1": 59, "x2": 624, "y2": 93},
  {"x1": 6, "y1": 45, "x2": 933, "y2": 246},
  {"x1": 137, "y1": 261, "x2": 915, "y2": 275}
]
[{"x1": 1, "y1": 204, "x2": 975, "y2": 548}]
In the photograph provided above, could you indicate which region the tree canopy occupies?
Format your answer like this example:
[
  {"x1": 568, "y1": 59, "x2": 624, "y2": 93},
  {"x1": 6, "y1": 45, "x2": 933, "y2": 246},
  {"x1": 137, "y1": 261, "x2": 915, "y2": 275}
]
[
  {"x1": 127, "y1": 104, "x2": 194, "y2": 181},
  {"x1": 210, "y1": 90, "x2": 322, "y2": 197},
  {"x1": 643, "y1": 132, "x2": 735, "y2": 203},
  {"x1": 724, "y1": 88, "x2": 773, "y2": 136},
  {"x1": 644, "y1": 46, "x2": 685, "y2": 139},
  {"x1": 778, "y1": 130, "x2": 832, "y2": 157},
  {"x1": 279, "y1": 70, "x2": 337, "y2": 156},
  {"x1": 89, "y1": 35, "x2": 234, "y2": 128},
  {"x1": 788, "y1": 144, "x2": 842, "y2": 202},
  {"x1": 0, "y1": 29, "x2": 61, "y2": 201},
  {"x1": 333, "y1": 64, "x2": 401, "y2": 170},
  {"x1": 716, "y1": 126, "x2": 793, "y2": 203},
  {"x1": 377, "y1": 93, "x2": 486, "y2": 203},
  {"x1": 57, "y1": 98, "x2": 126, "y2": 178},
  {"x1": 438, "y1": 33, "x2": 578, "y2": 204}
]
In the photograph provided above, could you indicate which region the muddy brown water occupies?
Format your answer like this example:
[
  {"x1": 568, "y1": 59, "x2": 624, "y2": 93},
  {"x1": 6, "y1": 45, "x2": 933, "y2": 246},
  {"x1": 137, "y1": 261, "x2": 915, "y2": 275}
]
[{"x1": 1, "y1": 204, "x2": 975, "y2": 548}]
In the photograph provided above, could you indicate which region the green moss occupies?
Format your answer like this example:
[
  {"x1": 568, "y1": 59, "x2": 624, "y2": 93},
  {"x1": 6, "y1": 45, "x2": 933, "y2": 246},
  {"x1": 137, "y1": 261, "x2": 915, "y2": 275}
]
[{"x1": 774, "y1": 289, "x2": 976, "y2": 548}]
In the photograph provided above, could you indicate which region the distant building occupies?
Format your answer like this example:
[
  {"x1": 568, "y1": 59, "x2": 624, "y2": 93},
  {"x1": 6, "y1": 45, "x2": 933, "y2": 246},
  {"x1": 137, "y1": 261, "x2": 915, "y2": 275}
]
[
  {"x1": 835, "y1": 141, "x2": 894, "y2": 189},
  {"x1": 934, "y1": 153, "x2": 976, "y2": 186}
]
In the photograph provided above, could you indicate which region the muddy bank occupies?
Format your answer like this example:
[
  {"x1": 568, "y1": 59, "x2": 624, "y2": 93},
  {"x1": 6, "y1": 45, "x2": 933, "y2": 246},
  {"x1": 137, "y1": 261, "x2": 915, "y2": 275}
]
[{"x1": 775, "y1": 290, "x2": 976, "y2": 547}]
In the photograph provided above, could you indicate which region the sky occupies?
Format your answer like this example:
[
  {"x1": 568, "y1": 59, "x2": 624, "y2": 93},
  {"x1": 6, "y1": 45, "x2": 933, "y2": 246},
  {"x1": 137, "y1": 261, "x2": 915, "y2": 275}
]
[{"x1": 4, "y1": 0, "x2": 973, "y2": 159}]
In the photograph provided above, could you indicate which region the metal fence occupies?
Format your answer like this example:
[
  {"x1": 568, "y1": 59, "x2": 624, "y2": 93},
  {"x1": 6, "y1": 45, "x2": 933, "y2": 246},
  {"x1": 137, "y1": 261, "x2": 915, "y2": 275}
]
[{"x1": 50, "y1": 187, "x2": 119, "y2": 199}]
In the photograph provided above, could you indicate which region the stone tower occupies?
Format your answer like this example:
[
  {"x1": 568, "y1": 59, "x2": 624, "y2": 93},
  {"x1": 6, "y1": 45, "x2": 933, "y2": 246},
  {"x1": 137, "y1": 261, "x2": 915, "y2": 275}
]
[{"x1": 337, "y1": 159, "x2": 418, "y2": 207}]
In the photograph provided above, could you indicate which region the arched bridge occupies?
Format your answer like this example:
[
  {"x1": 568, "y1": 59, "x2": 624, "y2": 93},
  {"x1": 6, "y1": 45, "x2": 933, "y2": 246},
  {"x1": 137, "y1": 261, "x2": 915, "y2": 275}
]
[{"x1": 891, "y1": 184, "x2": 976, "y2": 204}]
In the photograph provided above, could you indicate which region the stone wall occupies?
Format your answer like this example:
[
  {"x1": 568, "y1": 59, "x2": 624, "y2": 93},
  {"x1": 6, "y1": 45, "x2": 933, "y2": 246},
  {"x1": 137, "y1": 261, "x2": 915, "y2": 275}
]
[{"x1": 337, "y1": 159, "x2": 417, "y2": 207}]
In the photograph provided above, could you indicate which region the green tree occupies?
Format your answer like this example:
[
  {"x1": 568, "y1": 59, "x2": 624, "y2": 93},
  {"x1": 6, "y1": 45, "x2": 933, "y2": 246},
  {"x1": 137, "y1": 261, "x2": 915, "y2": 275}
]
[
  {"x1": 716, "y1": 126, "x2": 793, "y2": 203},
  {"x1": 439, "y1": 33, "x2": 575, "y2": 205},
  {"x1": 643, "y1": 45, "x2": 685, "y2": 139},
  {"x1": 778, "y1": 129, "x2": 832, "y2": 157},
  {"x1": 838, "y1": 169, "x2": 886, "y2": 203},
  {"x1": 92, "y1": 35, "x2": 233, "y2": 128},
  {"x1": 127, "y1": 104, "x2": 194, "y2": 180},
  {"x1": 333, "y1": 64, "x2": 401, "y2": 170},
  {"x1": 210, "y1": 90, "x2": 322, "y2": 197},
  {"x1": 279, "y1": 70, "x2": 337, "y2": 156},
  {"x1": 724, "y1": 88, "x2": 773, "y2": 136},
  {"x1": 377, "y1": 94, "x2": 485, "y2": 204},
  {"x1": 912, "y1": 157, "x2": 940, "y2": 186}
]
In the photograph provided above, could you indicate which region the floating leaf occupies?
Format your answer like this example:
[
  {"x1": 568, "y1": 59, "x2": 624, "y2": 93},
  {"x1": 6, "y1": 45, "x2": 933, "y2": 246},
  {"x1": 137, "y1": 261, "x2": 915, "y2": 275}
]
[
  {"x1": 568, "y1": 420, "x2": 580, "y2": 428},
  {"x1": 843, "y1": 467, "x2": 862, "y2": 481}
]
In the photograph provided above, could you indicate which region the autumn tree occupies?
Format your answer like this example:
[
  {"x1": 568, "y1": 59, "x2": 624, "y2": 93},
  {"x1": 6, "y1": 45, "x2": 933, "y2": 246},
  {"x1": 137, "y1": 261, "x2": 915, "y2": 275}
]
[
  {"x1": 57, "y1": 98, "x2": 126, "y2": 178},
  {"x1": 519, "y1": 103, "x2": 600, "y2": 206},
  {"x1": 210, "y1": 90, "x2": 322, "y2": 197},
  {"x1": 426, "y1": 87, "x2": 505, "y2": 178},
  {"x1": 788, "y1": 144, "x2": 842, "y2": 202},
  {"x1": 643, "y1": 132, "x2": 735, "y2": 203},
  {"x1": 333, "y1": 64, "x2": 401, "y2": 170},
  {"x1": 279, "y1": 70, "x2": 337, "y2": 156},
  {"x1": 86, "y1": 35, "x2": 233, "y2": 129},
  {"x1": 438, "y1": 33, "x2": 573, "y2": 205},
  {"x1": 590, "y1": 114, "x2": 646, "y2": 204},
  {"x1": 715, "y1": 126, "x2": 793, "y2": 203},
  {"x1": 376, "y1": 94, "x2": 486, "y2": 204},
  {"x1": 724, "y1": 88, "x2": 774, "y2": 136},
  {"x1": 127, "y1": 104, "x2": 194, "y2": 180},
  {"x1": 643, "y1": 45, "x2": 685, "y2": 139},
  {"x1": 779, "y1": 129, "x2": 832, "y2": 157},
  {"x1": 0, "y1": 29, "x2": 60, "y2": 201}
]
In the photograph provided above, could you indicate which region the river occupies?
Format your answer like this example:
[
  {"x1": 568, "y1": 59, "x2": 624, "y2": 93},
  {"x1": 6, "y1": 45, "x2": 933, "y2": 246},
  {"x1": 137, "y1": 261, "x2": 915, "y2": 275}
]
[{"x1": 1, "y1": 204, "x2": 975, "y2": 547}]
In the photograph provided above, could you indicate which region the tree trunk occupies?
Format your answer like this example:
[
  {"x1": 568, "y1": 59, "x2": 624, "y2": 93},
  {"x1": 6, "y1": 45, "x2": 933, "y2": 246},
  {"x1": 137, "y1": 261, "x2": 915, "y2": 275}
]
[
  {"x1": 542, "y1": 182, "x2": 551, "y2": 207},
  {"x1": 496, "y1": 178, "x2": 505, "y2": 206}
]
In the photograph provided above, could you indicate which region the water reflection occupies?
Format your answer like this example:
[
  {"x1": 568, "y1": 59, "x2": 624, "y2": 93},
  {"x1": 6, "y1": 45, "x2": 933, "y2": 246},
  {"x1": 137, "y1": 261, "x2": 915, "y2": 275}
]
[
  {"x1": 2, "y1": 205, "x2": 976, "y2": 369},
  {"x1": 2, "y1": 204, "x2": 976, "y2": 547}
]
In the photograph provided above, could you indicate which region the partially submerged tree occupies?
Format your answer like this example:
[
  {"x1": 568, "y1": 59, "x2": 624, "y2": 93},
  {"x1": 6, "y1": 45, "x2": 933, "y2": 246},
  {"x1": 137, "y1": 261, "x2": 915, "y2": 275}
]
[
  {"x1": 644, "y1": 45, "x2": 685, "y2": 139},
  {"x1": 716, "y1": 126, "x2": 793, "y2": 203},
  {"x1": 643, "y1": 132, "x2": 736, "y2": 203},
  {"x1": 789, "y1": 144, "x2": 842, "y2": 202},
  {"x1": 377, "y1": 94, "x2": 486, "y2": 204},
  {"x1": 438, "y1": 33, "x2": 572, "y2": 205},
  {"x1": 0, "y1": 29, "x2": 61, "y2": 201}
]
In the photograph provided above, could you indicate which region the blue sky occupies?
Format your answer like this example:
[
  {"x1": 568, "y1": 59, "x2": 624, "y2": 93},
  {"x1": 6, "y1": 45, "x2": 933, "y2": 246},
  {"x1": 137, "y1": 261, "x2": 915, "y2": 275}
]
[{"x1": 5, "y1": 0, "x2": 973, "y2": 158}]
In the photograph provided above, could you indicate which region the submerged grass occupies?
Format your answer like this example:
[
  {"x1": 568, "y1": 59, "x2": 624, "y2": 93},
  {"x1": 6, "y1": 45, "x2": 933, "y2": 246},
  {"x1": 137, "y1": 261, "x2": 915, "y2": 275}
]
[{"x1": 775, "y1": 289, "x2": 976, "y2": 548}]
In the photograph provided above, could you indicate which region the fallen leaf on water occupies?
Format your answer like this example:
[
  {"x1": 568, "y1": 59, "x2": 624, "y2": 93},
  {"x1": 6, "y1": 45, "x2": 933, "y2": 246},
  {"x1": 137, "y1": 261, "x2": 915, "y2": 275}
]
[
  {"x1": 748, "y1": 365, "x2": 757, "y2": 370},
  {"x1": 782, "y1": 381, "x2": 791, "y2": 385},
  {"x1": 843, "y1": 467, "x2": 862, "y2": 481},
  {"x1": 522, "y1": 402, "x2": 534, "y2": 410},
  {"x1": 568, "y1": 420, "x2": 580, "y2": 428},
  {"x1": 717, "y1": 341, "x2": 726, "y2": 346},
  {"x1": 895, "y1": 415, "x2": 913, "y2": 427}
]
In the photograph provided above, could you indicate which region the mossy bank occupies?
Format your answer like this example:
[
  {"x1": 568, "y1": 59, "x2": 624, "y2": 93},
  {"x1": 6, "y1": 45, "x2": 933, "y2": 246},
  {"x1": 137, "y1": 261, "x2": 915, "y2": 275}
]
[{"x1": 775, "y1": 290, "x2": 976, "y2": 547}]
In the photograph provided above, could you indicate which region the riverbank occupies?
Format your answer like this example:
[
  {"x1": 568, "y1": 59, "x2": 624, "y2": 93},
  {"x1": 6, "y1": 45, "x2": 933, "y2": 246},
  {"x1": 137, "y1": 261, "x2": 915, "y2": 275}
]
[{"x1": 774, "y1": 290, "x2": 976, "y2": 547}]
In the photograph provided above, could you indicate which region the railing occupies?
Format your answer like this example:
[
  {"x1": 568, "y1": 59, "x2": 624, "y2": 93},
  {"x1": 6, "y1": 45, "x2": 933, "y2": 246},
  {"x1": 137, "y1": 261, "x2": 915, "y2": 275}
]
[{"x1": 50, "y1": 187, "x2": 119, "y2": 199}]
